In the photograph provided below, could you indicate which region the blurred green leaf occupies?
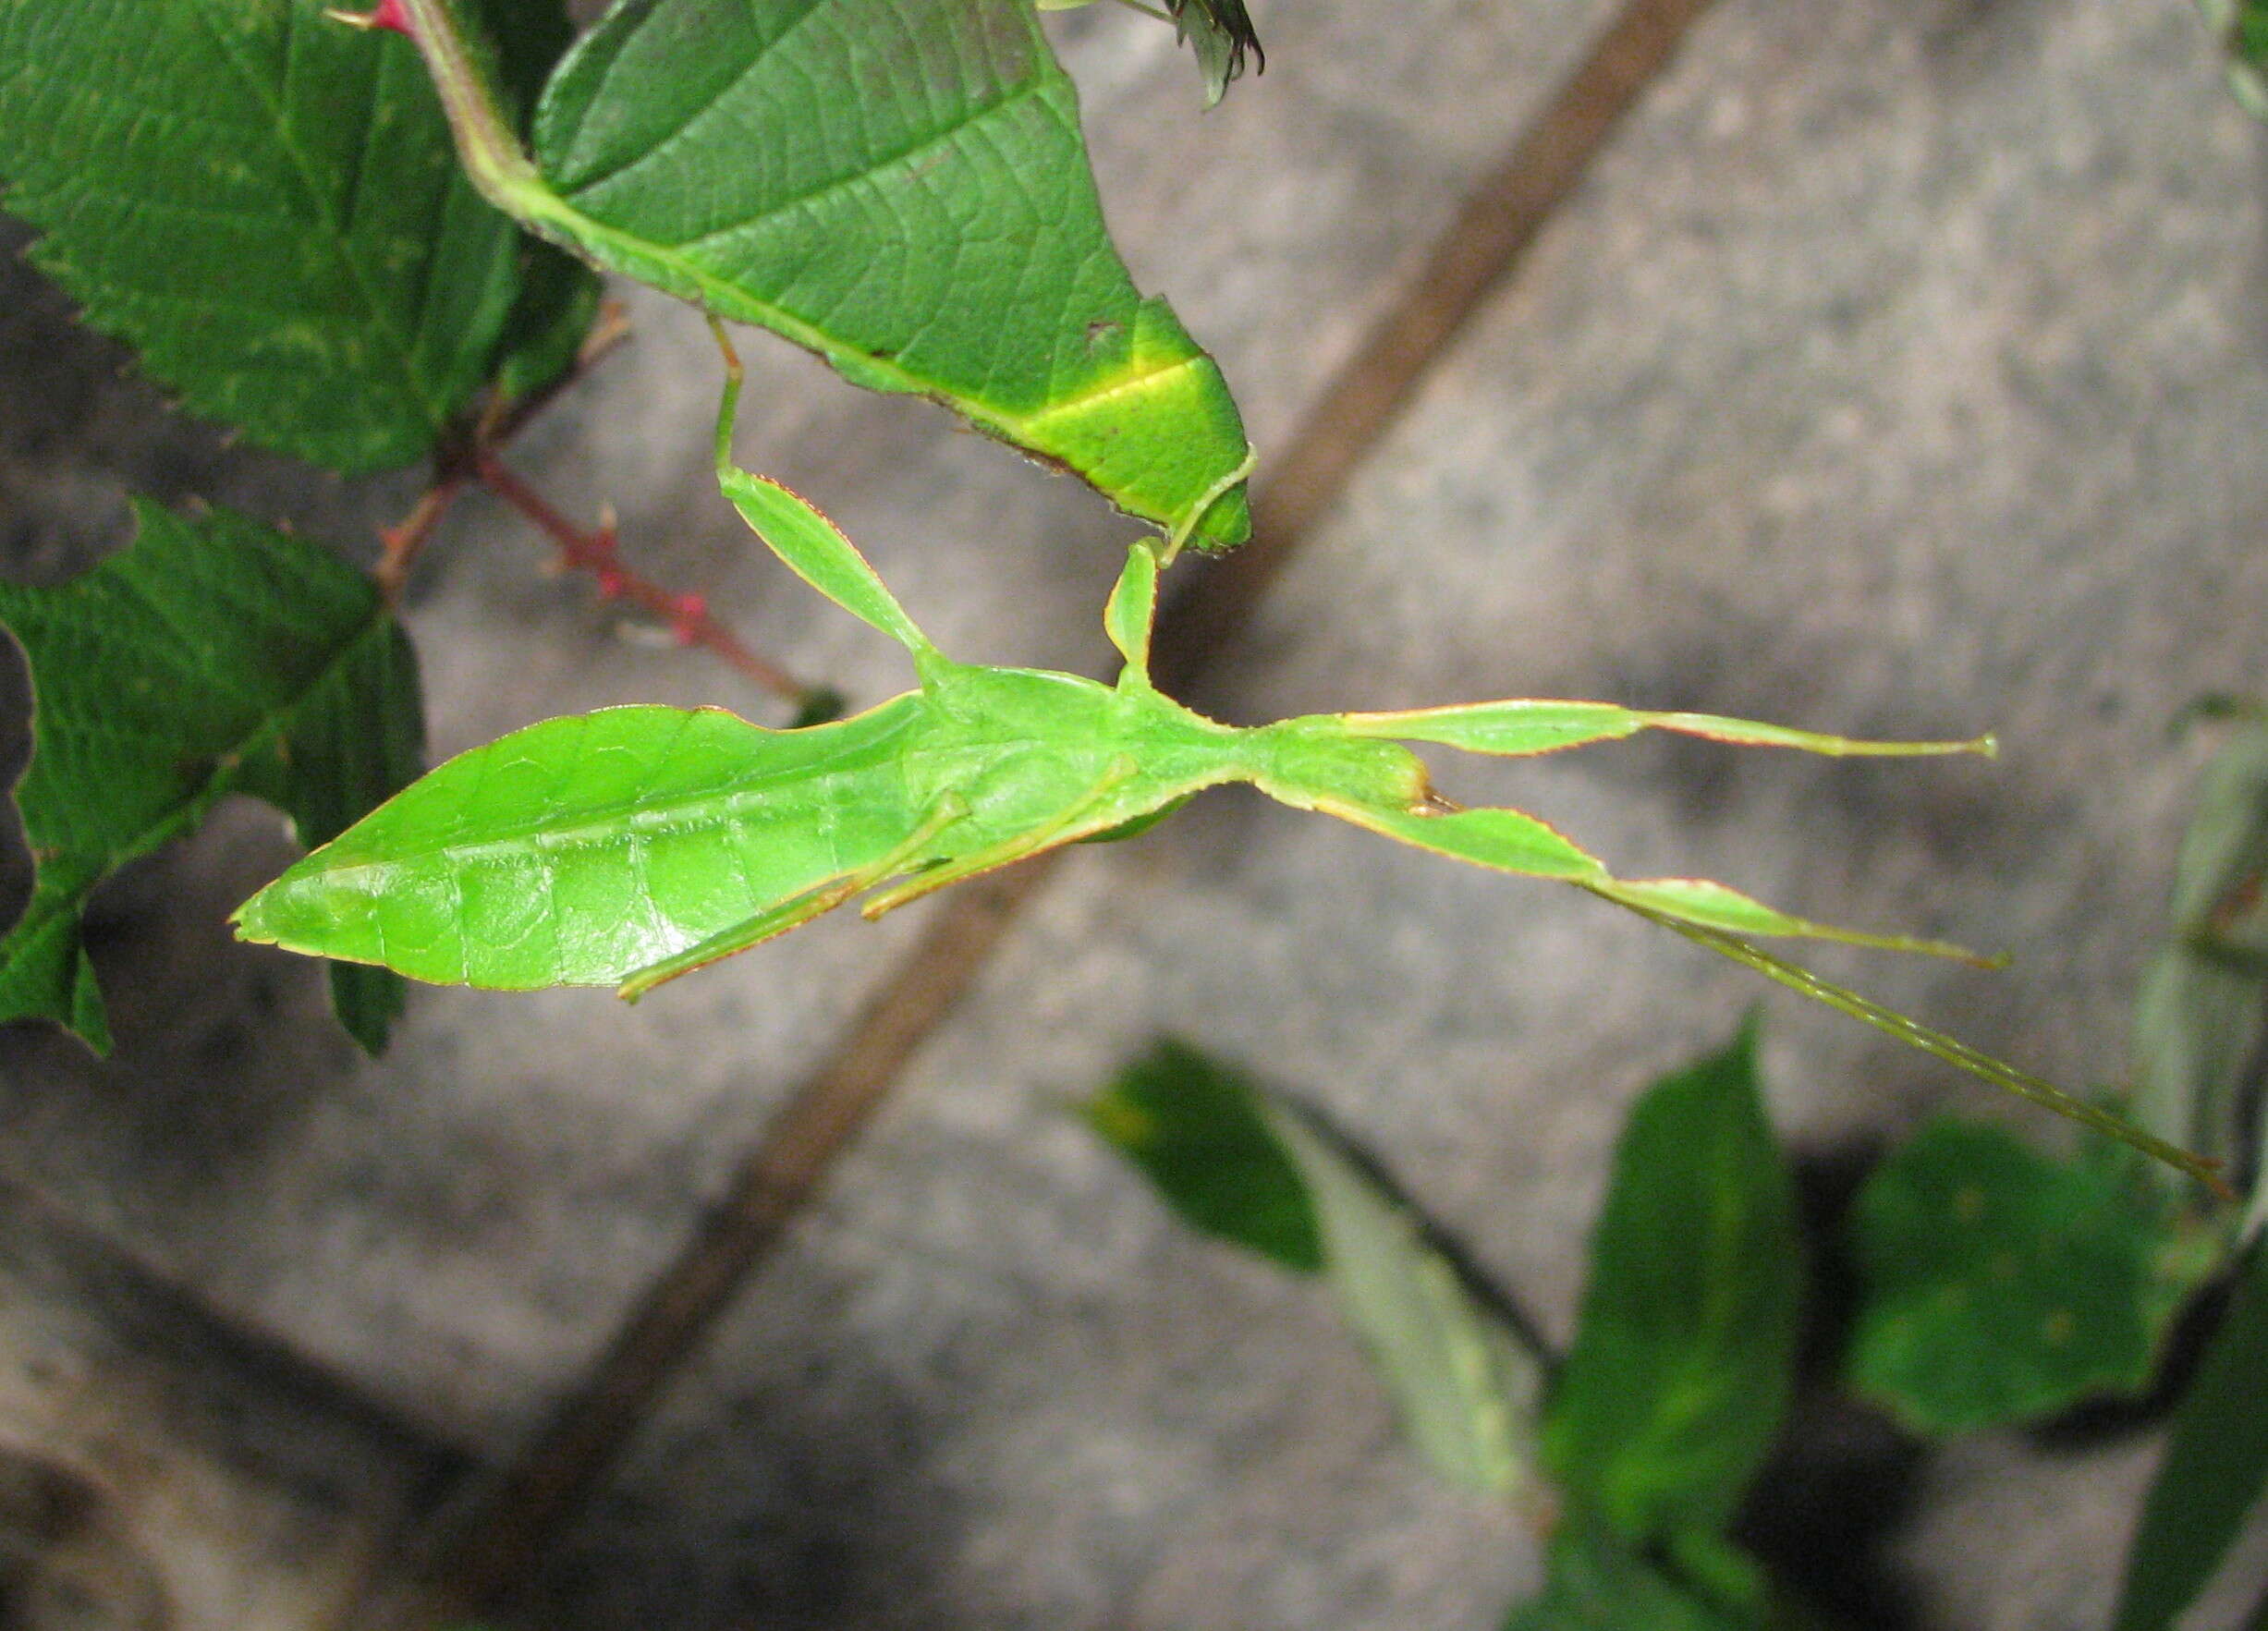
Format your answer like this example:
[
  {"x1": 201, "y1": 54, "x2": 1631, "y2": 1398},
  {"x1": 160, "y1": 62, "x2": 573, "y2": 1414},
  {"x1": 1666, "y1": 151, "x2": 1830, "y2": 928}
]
[
  {"x1": 1505, "y1": 1521, "x2": 1762, "y2": 1631},
  {"x1": 0, "y1": 504, "x2": 423, "y2": 1053},
  {"x1": 1083, "y1": 1040, "x2": 1324, "y2": 1273},
  {"x1": 1089, "y1": 1040, "x2": 1543, "y2": 1496},
  {"x1": 2201, "y1": 0, "x2": 2268, "y2": 118},
  {"x1": 2114, "y1": 1236, "x2": 2268, "y2": 1631},
  {"x1": 1846, "y1": 1120, "x2": 2195, "y2": 1434},
  {"x1": 2130, "y1": 719, "x2": 2268, "y2": 1207},
  {"x1": 1542, "y1": 1020, "x2": 1804, "y2": 1540},
  {"x1": 1265, "y1": 1102, "x2": 1542, "y2": 1496}
]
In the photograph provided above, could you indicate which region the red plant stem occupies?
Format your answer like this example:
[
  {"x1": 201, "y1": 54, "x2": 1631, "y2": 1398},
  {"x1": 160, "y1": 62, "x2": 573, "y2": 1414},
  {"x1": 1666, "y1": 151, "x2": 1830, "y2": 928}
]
[
  {"x1": 374, "y1": 471, "x2": 468, "y2": 603},
  {"x1": 472, "y1": 451, "x2": 806, "y2": 701}
]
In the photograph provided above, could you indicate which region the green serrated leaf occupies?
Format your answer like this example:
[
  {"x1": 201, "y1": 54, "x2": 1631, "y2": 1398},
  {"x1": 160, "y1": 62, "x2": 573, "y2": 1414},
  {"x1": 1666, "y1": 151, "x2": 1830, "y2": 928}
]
[
  {"x1": 445, "y1": 0, "x2": 1252, "y2": 545},
  {"x1": 0, "y1": 502, "x2": 423, "y2": 1053},
  {"x1": 1506, "y1": 1523, "x2": 1765, "y2": 1631},
  {"x1": 1542, "y1": 1022, "x2": 1804, "y2": 1541},
  {"x1": 1083, "y1": 1040, "x2": 1325, "y2": 1273},
  {"x1": 1262, "y1": 1100, "x2": 1542, "y2": 1497},
  {"x1": 0, "y1": 0, "x2": 531, "y2": 473},
  {"x1": 1845, "y1": 1119, "x2": 2192, "y2": 1434},
  {"x1": 2113, "y1": 1236, "x2": 2268, "y2": 1631}
]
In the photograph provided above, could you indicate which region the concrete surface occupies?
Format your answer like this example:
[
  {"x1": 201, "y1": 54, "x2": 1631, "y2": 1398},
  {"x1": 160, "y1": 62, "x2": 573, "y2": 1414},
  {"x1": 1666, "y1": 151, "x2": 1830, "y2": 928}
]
[{"x1": 3, "y1": 0, "x2": 2267, "y2": 1624}]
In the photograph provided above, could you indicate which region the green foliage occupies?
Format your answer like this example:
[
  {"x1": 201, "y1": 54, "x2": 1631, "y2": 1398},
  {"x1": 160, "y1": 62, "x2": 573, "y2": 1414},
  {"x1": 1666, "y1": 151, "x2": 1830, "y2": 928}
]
[
  {"x1": 0, "y1": 0, "x2": 544, "y2": 473},
  {"x1": 1081, "y1": 1040, "x2": 1324, "y2": 1272},
  {"x1": 1504, "y1": 1526, "x2": 1765, "y2": 1631},
  {"x1": 411, "y1": 0, "x2": 1254, "y2": 547},
  {"x1": 2129, "y1": 711, "x2": 2268, "y2": 1217},
  {"x1": 1264, "y1": 1101, "x2": 1541, "y2": 1495},
  {"x1": 0, "y1": 503, "x2": 423, "y2": 1054},
  {"x1": 2201, "y1": 0, "x2": 2268, "y2": 118},
  {"x1": 1086, "y1": 1038, "x2": 1541, "y2": 1494},
  {"x1": 1845, "y1": 1119, "x2": 2195, "y2": 1434},
  {"x1": 1541, "y1": 1022, "x2": 1804, "y2": 1542},
  {"x1": 2113, "y1": 1237, "x2": 2268, "y2": 1631}
]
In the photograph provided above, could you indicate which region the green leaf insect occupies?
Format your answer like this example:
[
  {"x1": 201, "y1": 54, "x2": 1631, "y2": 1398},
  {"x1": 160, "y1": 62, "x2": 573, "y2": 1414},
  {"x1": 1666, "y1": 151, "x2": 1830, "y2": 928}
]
[{"x1": 235, "y1": 335, "x2": 2216, "y2": 1187}]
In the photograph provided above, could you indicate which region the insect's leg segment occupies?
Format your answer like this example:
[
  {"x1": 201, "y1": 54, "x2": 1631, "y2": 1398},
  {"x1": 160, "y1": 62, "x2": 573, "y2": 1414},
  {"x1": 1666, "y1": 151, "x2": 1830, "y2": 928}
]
[
  {"x1": 617, "y1": 792, "x2": 970, "y2": 1001},
  {"x1": 709, "y1": 316, "x2": 747, "y2": 481},
  {"x1": 706, "y1": 319, "x2": 943, "y2": 665},
  {"x1": 860, "y1": 757, "x2": 1143, "y2": 919},
  {"x1": 1105, "y1": 541, "x2": 1160, "y2": 688}
]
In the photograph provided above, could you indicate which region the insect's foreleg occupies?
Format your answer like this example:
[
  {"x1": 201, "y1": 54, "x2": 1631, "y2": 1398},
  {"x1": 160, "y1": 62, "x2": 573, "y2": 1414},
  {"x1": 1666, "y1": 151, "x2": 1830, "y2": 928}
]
[
  {"x1": 617, "y1": 792, "x2": 969, "y2": 1001},
  {"x1": 860, "y1": 757, "x2": 1143, "y2": 919}
]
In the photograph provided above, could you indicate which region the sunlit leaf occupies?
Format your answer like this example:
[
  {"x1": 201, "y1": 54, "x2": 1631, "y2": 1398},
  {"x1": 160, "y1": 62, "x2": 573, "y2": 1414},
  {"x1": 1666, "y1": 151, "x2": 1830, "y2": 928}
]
[{"x1": 482, "y1": 0, "x2": 1253, "y2": 543}]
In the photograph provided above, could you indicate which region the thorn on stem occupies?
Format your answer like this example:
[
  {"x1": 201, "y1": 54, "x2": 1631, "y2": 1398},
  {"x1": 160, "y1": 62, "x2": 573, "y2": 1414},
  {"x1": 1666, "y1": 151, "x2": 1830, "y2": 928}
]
[{"x1": 671, "y1": 592, "x2": 708, "y2": 645}]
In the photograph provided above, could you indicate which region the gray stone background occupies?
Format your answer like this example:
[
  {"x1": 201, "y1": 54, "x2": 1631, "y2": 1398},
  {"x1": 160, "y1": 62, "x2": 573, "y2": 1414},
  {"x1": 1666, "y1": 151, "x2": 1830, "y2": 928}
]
[{"x1": 4, "y1": 0, "x2": 2268, "y2": 1624}]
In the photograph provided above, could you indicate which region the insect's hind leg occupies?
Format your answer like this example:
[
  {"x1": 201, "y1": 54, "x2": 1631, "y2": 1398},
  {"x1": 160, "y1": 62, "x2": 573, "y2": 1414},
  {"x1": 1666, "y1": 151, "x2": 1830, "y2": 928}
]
[
  {"x1": 617, "y1": 793, "x2": 969, "y2": 1001},
  {"x1": 860, "y1": 758, "x2": 1142, "y2": 919}
]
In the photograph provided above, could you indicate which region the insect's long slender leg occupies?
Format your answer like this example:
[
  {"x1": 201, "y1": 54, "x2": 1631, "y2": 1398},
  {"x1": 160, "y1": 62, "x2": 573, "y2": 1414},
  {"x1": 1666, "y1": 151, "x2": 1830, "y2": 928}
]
[
  {"x1": 859, "y1": 758, "x2": 1143, "y2": 919},
  {"x1": 1105, "y1": 541, "x2": 1160, "y2": 688},
  {"x1": 617, "y1": 793, "x2": 970, "y2": 1001},
  {"x1": 709, "y1": 315, "x2": 747, "y2": 481}
]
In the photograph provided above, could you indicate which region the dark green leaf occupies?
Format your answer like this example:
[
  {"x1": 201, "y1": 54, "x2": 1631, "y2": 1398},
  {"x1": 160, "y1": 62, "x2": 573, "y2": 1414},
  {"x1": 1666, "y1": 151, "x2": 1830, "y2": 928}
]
[
  {"x1": 520, "y1": 0, "x2": 1252, "y2": 546},
  {"x1": 0, "y1": 0, "x2": 527, "y2": 472},
  {"x1": 2114, "y1": 1237, "x2": 2268, "y2": 1631},
  {"x1": 1506, "y1": 1522, "x2": 1763, "y2": 1631},
  {"x1": 1845, "y1": 1119, "x2": 2197, "y2": 1434},
  {"x1": 1168, "y1": 0, "x2": 1264, "y2": 107},
  {"x1": 0, "y1": 503, "x2": 423, "y2": 1053},
  {"x1": 1082, "y1": 1040, "x2": 1324, "y2": 1272},
  {"x1": 2130, "y1": 721, "x2": 2268, "y2": 1201},
  {"x1": 1542, "y1": 1021, "x2": 1804, "y2": 1540},
  {"x1": 1087, "y1": 1040, "x2": 1542, "y2": 1494}
]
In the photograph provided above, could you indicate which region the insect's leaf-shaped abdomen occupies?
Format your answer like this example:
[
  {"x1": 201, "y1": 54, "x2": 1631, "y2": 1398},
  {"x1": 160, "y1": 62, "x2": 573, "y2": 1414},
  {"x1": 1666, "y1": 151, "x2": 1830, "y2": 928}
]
[{"x1": 237, "y1": 697, "x2": 928, "y2": 988}]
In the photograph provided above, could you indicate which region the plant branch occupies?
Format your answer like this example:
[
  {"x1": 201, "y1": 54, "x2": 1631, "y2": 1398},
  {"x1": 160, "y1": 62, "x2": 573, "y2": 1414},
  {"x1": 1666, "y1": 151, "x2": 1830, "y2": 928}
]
[{"x1": 472, "y1": 451, "x2": 813, "y2": 706}]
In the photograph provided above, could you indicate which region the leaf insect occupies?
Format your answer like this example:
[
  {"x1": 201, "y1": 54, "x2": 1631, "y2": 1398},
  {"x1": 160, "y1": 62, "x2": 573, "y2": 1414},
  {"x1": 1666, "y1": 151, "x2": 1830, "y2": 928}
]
[{"x1": 236, "y1": 326, "x2": 2219, "y2": 1187}]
